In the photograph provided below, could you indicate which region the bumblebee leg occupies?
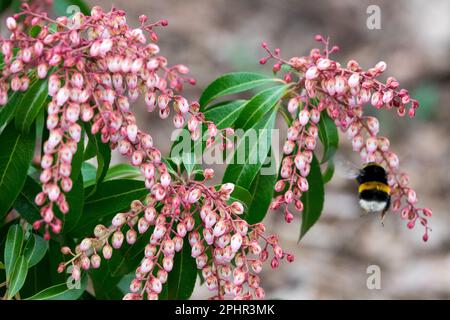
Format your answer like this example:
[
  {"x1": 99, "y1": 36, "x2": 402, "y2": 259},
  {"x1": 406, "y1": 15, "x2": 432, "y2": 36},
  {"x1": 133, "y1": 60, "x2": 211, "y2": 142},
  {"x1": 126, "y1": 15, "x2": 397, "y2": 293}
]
[{"x1": 380, "y1": 210, "x2": 387, "y2": 227}]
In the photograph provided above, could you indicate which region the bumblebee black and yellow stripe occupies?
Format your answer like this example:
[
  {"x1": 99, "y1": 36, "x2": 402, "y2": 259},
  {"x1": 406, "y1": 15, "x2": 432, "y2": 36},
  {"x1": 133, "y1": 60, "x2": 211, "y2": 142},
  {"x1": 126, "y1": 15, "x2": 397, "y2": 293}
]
[{"x1": 358, "y1": 181, "x2": 390, "y2": 195}]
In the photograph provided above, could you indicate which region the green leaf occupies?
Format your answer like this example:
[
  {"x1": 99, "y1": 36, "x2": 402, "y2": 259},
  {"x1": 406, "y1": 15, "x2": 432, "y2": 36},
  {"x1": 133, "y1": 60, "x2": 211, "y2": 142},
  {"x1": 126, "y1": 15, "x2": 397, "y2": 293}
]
[
  {"x1": 14, "y1": 78, "x2": 49, "y2": 133},
  {"x1": 181, "y1": 152, "x2": 196, "y2": 177},
  {"x1": 70, "y1": 125, "x2": 84, "y2": 182},
  {"x1": 234, "y1": 84, "x2": 289, "y2": 130},
  {"x1": 0, "y1": 91, "x2": 19, "y2": 135},
  {"x1": 223, "y1": 108, "x2": 277, "y2": 189},
  {"x1": 58, "y1": 175, "x2": 84, "y2": 234},
  {"x1": 108, "y1": 231, "x2": 151, "y2": 277},
  {"x1": 13, "y1": 175, "x2": 42, "y2": 223},
  {"x1": 204, "y1": 100, "x2": 247, "y2": 129},
  {"x1": 4, "y1": 224, "x2": 24, "y2": 281},
  {"x1": 53, "y1": 0, "x2": 90, "y2": 16},
  {"x1": 318, "y1": 112, "x2": 339, "y2": 164},
  {"x1": 89, "y1": 259, "x2": 125, "y2": 299},
  {"x1": 0, "y1": 122, "x2": 36, "y2": 219},
  {"x1": 299, "y1": 155, "x2": 325, "y2": 241},
  {"x1": 70, "y1": 179, "x2": 147, "y2": 237},
  {"x1": 199, "y1": 72, "x2": 281, "y2": 109},
  {"x1": 23, "y1": 233, "x2": 48, "y2": 268},
  {"x1": 244, "y1": 152, "x2": 277, "y2": 224},
  {"x1": 228, "y1": 185, "x2": 253, "y2": 211},
  {"x1": 81, "y1": 162, "x2": 97, "y2": 187},
  {"x1": 322, "y1": 160, "x2": 335, "y2": 184},
  {"x1": 104, "y1": 164, "x2": 141, "y2": 182},
  {"x1": 166, "y1": 238, "x2": 197, "y2": 299},
  {"x1": 0, "y1": 261, "x2": 4, "y2": 269},
  {"x1": 6, "y1": 255, "x2": 28, "y2": 299},
  {"x1": 84, "y1": 124, "x2": 111, "y2": 196},
  {"x1": 26, "y1": 273, "x2": 88, "y2": 300}
]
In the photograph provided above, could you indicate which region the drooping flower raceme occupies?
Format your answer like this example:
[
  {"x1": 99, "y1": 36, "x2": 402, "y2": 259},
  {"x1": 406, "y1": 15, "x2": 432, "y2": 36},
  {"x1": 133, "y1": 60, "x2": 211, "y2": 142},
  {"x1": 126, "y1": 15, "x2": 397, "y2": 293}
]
[
  {"x1": 0, "y1": 5, "x2": 291, "y2": 299},
  {"x1": 59, "y1": 174, "x2": 291, "y2": 300},
  {"x1": 262, "y1": 36, "x2": 432, "y2": 241},
  {"x1": 1, "y1": 6, "x2": 201, "y2": 238}
]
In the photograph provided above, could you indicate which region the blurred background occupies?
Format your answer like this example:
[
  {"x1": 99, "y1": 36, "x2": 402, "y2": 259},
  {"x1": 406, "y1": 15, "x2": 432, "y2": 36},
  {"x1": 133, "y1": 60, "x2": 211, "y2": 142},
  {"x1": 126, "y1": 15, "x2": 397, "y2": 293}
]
[
  {"x1": 4, "y1": 0, "x2": 450, "y2": 299},
  {"x1": 92, "y1": 0, "x2": 450, "y2": 299}
]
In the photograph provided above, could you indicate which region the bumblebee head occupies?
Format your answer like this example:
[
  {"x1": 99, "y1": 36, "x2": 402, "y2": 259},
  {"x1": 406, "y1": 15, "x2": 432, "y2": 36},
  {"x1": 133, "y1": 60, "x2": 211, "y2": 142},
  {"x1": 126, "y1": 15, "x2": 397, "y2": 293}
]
[{"x1": 357, "y1": 162, "x2": 388, "y2": 184}]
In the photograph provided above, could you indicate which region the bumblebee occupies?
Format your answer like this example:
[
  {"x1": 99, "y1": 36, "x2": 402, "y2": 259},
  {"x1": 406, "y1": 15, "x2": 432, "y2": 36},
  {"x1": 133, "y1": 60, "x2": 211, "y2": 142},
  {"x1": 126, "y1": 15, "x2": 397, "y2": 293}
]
[{"x1": 356, "y1": 163, "x2": 391, "y2": 219}]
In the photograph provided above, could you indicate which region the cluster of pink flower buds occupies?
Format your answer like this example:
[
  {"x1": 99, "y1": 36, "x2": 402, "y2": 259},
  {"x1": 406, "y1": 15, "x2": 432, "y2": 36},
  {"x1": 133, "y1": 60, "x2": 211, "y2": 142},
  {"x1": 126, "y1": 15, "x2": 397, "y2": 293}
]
[
  {"x1": 0, "y1": 6, "x2": 230, "y2": 239},
  {"x1": 261, "y1": 36, "x2": 432, "y2": 241},
  {"x1": 60, "y1": 169, "x2": 292, "y2": 300}
]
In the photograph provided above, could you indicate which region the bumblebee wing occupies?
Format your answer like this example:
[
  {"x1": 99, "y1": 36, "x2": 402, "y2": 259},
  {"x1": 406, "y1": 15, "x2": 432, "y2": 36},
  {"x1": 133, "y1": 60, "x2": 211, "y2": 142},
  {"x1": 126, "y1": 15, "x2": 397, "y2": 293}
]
[{"x1": 333, "y1": 154, "x2": 361, "y2": 180}]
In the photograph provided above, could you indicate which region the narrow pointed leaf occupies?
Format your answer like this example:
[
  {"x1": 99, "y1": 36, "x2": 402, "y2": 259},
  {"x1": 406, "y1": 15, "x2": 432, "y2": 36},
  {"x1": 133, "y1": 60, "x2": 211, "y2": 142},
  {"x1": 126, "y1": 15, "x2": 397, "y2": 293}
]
[
  {"x1": 6, "y1": 255, "x2": 28, "y2": 299},
  {"x1": 23, "y1": 233, "x2": 48, "y2": 268},
  {"x1": 318, "y1": 112, "x2": 339, "y2": 164},
  {"x1": 13, "y1": 175, "x2": 42, "y2": 223},
  {"x1": 15, "y1": 78, "x2": 49, "y2": 133},
  {"x1": 4, "y1": 224, "x2": 24, "y2": 281},
  {"x1": 0, "y1": 122, "x2": 36, "y2": 218},
  {"x1": 235, "y1": 84, "x2": 289, "y2": 130},
  {"x1": 244, "y1": 152, "x2": 277, "y2": 224},
  {"x1": 223, "y1": 108, "x2": 277, "y2": 189},
  {"x1": 167, "y1": 238, "x2": 197, "y2": 299},
  {"x1": 199, "y1": 72, "x2": 281, "y2": 109},
  {"x1": 299, "y1": 155, "x2": 325, "y2": 240},
  {"x1": 26, "y1": 273, "x2": 87, "y2": 300}
]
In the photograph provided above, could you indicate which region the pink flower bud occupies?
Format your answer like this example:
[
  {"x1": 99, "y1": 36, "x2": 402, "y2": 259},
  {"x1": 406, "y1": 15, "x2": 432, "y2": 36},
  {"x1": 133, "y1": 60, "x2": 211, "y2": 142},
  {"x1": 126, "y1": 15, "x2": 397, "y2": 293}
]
[
  {"x1": 162, "y1": 256, "x2": 173, "y2": 272},
  {"x1": 230, "y1": 233, "x2": 243, "y2": 252},
  {"x1": 126, "y1": 229, "x2": 137, "y2": 245},
  {"x1": 283, "y1": 140, "x2": 295, "y2": 155},
  {"x1": 407, "y1": 189, "x2": 417, "y2": 204},
  {"x1": 81, "y1": 256, "x2": 90, "y2": 270},
  {"x1": 365, "y1": 137, "x2": 378, "y2": 154},
  {"x1": 6, "y1": 17, "x2": 17, "y2": 30},
  {"x1": 112, "y1": 231, "x2": 124, "y2": 249},
  {"x1": 422, "y1": 208, "x2": 432, "y2": 217},
  {"x1": 188, "y1": 189, "x2": 201, "y2": 203},
  {"x1": 126, "y1": 124, "x2": 138, "y2": 142},
  {"x1": 102, "y1": 244, "x2": 113, "y2": 260},
  {"x1": 348, "y1": 73, "x2": 360, "y2": 88},
  {"x1": 213, "y1": 220, "x2": 227, "y2": 237},
  {"x1": 71, "y1": 265, "x2": 81, "y2": 281},
  {"x1": 47, "y1": 184, "x2": 61, "y2": 202},
  {"x1": 387, "y1": 152, "x2": 399, "y2": 169},
  {"x1": 191, "y1": 242, "x2": 204, "y2": 258},
  {"x1": 287, "y1": 98, "x2": 299, "y2": 113},
  {"x1": 304, "y1": 136, "x2": 316, "y2": 150},
  {"x1": 153, "y1": 224, "x2": 167, "y2": 240},
  {"x1": 91, "y1": 254, "x2": 101, "y2": 269},
  {"x1": 334, "y1": 76, "x2": 346, "y2": 95},
  {"x1": 160, "y1": 172, "x2": 171, "y2": 187},
  {"x1": 231, "y1": 202, "x2": 244, "y2": 215},
  {"x1": 298, "y1": 109, "x2": 310, "y2": 126},
  {"x1": 316, "y1": 58, "x2": 331, "y2": 71},
  {"x1": 375, "y1": 61, "x2": 387, "y2": 72},
  {"x1": 366, "y1": 117, "x2": 379, "y2": 135},
  {"x1": 79, "y1": 238, "x2": 92, "y2": 252},
  {"x1": 112, "y1": 213, "x2": 126, "y2": 227},
  {"x1": 90, "y1": 41, "x2": 101, "y2": 57},
  {"x1": 99, "y1": 39, "x2": 113, "y2": 55},
  {"x1": 352, "y1": 135, "x2": 364, "y2": 152},
  {"x1": 305, "y1": 66, "x2": 319, "y2": 80}
]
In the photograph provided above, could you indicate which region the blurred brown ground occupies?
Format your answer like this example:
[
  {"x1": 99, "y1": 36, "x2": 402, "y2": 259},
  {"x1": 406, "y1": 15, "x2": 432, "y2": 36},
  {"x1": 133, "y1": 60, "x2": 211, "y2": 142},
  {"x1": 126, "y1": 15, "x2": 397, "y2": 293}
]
[
  {"x1": 4, "y1": 0, "x2": 450, "y2": 299},
  {"x1": 91, "y1": 0, "x2": 450, "y2": 299}
]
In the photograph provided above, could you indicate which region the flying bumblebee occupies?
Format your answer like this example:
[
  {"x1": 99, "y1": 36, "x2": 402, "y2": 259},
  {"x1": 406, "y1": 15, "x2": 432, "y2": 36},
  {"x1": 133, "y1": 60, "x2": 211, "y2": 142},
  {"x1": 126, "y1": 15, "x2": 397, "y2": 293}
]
[
  {"x1": 335, "y1": 158, "x2": 391, "y2": 220},
  {"x1": 356, "y1": 162, "x2": 391, "y2": 219}
]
